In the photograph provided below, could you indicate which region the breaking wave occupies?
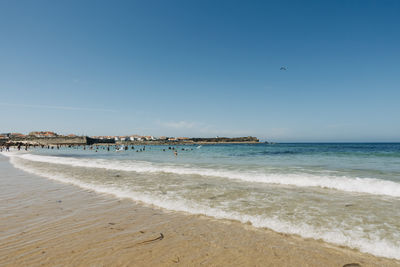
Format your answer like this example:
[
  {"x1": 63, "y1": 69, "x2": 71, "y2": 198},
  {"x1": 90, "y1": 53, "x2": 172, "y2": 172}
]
[
  {"x1": 6, "y1": 152, "x2": 400, "y2": 198},
  {"x1": 5, "y1": 153, "x2": 400, "y2": 260}
]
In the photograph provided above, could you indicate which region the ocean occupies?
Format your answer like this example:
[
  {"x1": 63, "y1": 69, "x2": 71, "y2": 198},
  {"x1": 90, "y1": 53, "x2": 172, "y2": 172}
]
[{"x1": 3, "y1": 143, "x2": 400, "y2": 259}]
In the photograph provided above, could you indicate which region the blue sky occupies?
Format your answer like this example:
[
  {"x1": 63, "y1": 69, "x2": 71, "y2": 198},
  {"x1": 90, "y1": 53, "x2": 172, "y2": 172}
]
[{"x1": 1, "y1": 0, "x2": 399, "y2": 142}]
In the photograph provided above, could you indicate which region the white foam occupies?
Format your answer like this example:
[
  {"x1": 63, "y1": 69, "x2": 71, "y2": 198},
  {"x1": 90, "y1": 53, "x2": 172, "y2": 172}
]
[
  {"x1": 6, "y1": 152, "x2": 400, "y2": 198},
  {"x1": 7, "y1": 154, "x2": 400, "y2": 260}
]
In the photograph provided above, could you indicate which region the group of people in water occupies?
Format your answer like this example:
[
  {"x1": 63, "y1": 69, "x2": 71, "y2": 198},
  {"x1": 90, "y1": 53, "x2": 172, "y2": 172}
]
[
  {"x1": 0, "y1": 143, "x2": 30, "y2": 152},
  {"x1": 0, "y1": 143, "x2": 193, "y2": 156}
]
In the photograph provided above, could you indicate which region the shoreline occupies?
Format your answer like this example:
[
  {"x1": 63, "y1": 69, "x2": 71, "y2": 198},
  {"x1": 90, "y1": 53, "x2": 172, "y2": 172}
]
[
  {"x1": 2, "y1": 136, "x2": 261, "y2": 146},
  {"x1": 116, "y1": 141, "x2": 261, "y2": 145},
  {"x1": 3, "y1": 140, "x2": 262, "y2": 146},
  {"x1": 1, "y1": 155, "x2": 399, "y2": 266}
]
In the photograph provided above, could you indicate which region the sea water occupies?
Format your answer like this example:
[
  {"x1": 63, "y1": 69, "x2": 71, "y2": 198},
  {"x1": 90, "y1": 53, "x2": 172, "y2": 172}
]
[{"x1": 3, "y1": 143, "x2": 400, "y2": 259}]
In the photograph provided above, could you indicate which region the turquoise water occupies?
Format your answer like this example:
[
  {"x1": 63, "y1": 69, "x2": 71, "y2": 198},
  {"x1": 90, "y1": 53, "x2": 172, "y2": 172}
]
[{"x1": 4, "y1": 143, "x2": 400, "y2": 259}]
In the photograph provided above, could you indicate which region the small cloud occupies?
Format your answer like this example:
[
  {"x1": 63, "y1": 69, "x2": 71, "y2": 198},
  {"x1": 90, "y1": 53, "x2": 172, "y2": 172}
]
[
  {"x1": 268, "y1": 128, "x2": 290, "y2": 136},
  {"x1": 325, "y1": 123, "x2": 349, "y2": 129},
  {"x1": 0, "y1": 102, "x2": 117, "y2": 113},
  {"x1": 156, "y1": 120, "x2": 255, "y2": 137},
  {"x1": 160, "y1": 120, "x2": 197, "y2": 129}
]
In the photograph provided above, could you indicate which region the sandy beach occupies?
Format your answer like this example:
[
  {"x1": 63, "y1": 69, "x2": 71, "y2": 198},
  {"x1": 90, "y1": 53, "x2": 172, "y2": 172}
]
[
  {"x1": 2, "y1": 1, "x2": 399, "y2": 265},
  {"x1": 0, "y1": 155, "x2": 399, "y2": 267}
]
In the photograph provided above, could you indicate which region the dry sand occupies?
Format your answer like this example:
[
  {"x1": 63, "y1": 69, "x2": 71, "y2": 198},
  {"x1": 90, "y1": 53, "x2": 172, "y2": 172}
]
[{"x1": 1, "y1": 155, "x2": 399, "y2": 267}]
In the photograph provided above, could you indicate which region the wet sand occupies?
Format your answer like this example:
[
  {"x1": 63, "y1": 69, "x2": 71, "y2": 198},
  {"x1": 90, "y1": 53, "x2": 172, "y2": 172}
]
[{"x1": 0, "y1": 155, "x2": 399, "y2": 267}]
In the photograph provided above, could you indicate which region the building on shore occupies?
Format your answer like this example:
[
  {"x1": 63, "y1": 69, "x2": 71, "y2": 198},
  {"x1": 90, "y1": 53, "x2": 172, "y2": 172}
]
[
  {"x1": 29, "y1": 131, "x2": 58, "y2": 138},
  {"x1": 10, "y1": 133, "x2": 26, "y2": 138},
  {"x1": 0, "y1": 133, "x2": 11, "y2": 138}
]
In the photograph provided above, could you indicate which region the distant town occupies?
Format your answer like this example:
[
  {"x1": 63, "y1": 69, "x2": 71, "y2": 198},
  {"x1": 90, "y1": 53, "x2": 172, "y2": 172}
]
[{"x1": 0, "y1": 131, "x2": 260, "y2": 145}]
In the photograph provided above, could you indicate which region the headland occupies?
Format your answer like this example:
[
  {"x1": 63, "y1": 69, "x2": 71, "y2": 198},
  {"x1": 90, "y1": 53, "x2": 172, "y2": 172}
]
[{"x1": 0, "y1": 131, "x2": 260, "y2": 146}]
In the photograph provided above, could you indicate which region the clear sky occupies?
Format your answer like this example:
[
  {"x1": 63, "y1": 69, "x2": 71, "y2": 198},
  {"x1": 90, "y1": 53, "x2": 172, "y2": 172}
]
[{"x1": 1, "y1": 0, "x2": 399, "y2": 142}]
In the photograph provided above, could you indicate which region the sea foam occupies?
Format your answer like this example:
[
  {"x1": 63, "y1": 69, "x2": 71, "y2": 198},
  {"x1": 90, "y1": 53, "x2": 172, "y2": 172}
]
[
  {"x1": 6, "y1": 153, "x2": 400, "y2": 260},
  {"x1": 7, "y1": 152, "x2": 400, "y2": 198}
]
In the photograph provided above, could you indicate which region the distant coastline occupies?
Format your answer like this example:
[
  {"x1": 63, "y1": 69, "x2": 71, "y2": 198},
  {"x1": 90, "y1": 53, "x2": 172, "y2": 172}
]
[{"x1": 1, "y1": 134, "x2": 260, "y2": 146}]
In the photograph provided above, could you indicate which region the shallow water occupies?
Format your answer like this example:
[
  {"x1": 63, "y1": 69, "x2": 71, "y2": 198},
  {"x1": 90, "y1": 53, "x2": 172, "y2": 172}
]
[{"x1": 3, "y1": 143, "x2": 400, "y2": 259}]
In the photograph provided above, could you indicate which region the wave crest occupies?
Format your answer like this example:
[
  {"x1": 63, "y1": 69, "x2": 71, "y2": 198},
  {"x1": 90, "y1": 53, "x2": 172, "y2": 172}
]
[{"x1": 5, "y1": 152, "x2": 400, "y2": 198}]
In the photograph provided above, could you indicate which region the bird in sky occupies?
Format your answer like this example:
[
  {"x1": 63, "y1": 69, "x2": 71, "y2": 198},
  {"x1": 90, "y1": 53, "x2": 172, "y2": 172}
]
[{"x1": 280, "y1": 66, "x2": 287, "y2": 71}]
